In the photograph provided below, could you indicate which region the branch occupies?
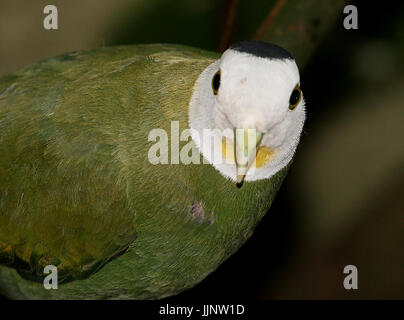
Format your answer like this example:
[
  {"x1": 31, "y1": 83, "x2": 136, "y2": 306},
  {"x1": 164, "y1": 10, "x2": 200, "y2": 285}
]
[
  {"x1": 218, "y1": 0, "x2": 240, "y2": 52},
  {"x1": 253, "y1": 0, "x2": 287, "y2": 41}
]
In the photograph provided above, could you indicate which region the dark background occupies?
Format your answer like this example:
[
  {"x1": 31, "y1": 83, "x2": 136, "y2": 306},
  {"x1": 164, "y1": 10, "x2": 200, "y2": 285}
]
[{"x1": 1, "y1": 0, "x2": 403, "y2": 299}]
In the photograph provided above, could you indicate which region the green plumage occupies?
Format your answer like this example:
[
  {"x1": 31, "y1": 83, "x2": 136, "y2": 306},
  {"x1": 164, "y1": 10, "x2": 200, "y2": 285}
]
[{"x1": 0, "y1": 44, "x2": 288, "y2": 299}]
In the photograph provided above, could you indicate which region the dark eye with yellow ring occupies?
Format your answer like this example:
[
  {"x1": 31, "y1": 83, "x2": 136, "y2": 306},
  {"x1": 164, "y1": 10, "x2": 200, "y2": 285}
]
[
  {"x1": 212, "y1": 70, "x2": 221, "y2": 95},
  {"x1": 289, "y1": 85, "x2": 302, "y2": 110}
]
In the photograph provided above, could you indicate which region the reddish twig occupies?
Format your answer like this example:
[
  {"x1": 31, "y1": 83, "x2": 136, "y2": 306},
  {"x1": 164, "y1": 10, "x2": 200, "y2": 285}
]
[
  {"x1": 218, "y1": 0, "x2": 240, "y2": 52},
  {"x1": 253, "y1": 0, "x2": 287, "y2": 41}
]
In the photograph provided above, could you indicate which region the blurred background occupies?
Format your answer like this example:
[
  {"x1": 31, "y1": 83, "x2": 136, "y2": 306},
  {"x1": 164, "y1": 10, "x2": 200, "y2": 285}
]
[{"x1": 0, "y1": 0, "x2": 403, "y2": 299}]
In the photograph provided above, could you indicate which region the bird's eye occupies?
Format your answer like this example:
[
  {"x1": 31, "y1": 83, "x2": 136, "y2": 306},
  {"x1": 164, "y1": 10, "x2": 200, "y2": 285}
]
[
  {"x1": 289, "y1": 85, "x2": 302, "y2": 110},
  {"x1": 212, "y1": 70, "x2": 221, "y2": 95}
]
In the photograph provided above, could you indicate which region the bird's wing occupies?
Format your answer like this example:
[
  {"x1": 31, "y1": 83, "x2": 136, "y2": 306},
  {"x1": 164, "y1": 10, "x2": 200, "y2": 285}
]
[
  {"x1": 0, "y1": 44, "x2": 218, "y2": 283},
  {"x1": 0, "y1": 46, "x2": 157, "y2": 282}
]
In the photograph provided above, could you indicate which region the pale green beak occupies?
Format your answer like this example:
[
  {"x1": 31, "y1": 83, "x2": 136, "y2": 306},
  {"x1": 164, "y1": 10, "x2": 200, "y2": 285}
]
[{"x1": 234, "y1": 129, "x2": 263, "y2": 184}]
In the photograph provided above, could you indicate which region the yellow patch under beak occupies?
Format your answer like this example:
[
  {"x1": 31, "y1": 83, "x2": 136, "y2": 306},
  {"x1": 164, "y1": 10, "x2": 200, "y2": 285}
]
[
  {"x1": 221, "y1": 129, "x2": 277, "y2": 184},
  {"x1": 222, "y1": 137, "x2": 275, "y2": 168}
]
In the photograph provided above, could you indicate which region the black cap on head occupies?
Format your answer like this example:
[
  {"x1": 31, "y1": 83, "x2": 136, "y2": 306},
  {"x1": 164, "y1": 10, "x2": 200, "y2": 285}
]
[{"x1": 229, "y1": 41, "x2": 294, "y2": 60}]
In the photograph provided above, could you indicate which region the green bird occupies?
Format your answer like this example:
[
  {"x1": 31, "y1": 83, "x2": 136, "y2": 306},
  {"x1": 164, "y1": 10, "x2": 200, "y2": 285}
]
[{"x1": 0, "y1": 41, "x2": 305, "y2": 299}]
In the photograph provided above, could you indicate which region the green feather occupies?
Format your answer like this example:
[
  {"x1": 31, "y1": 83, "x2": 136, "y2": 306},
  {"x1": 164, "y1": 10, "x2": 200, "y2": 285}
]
[{"x1": 0, "y1": 44, "x2": 289, "y2": 299}]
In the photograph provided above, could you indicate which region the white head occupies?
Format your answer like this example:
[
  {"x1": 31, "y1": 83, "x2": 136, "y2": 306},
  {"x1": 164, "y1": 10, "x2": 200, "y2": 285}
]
[{"x1": 189, "y1": 41, "x2": 306, "y2": 185}]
